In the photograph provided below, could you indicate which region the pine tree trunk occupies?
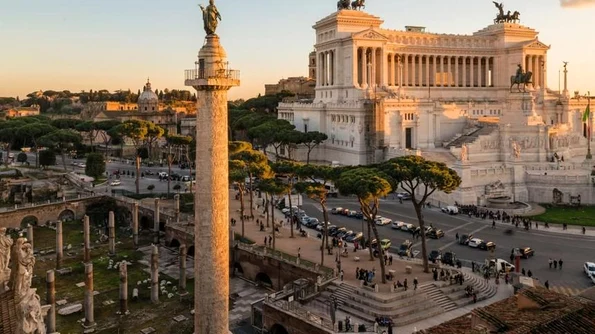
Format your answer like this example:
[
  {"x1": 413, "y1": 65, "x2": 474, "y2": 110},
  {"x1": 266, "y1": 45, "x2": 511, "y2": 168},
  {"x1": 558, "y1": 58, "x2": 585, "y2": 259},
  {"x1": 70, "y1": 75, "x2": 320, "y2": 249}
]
[
  {"x1": 414, "y1": 203, "x2": 430, "y2": 273},
  {"x1": 287, "y1": 189, "x2": 294, "y2": 238},
  {"x1": 271, "y1": 198, "x2": 276, "y2": 249},
  {"x1": 320, "y1": 200, "x2": 330, "y2": 266},
  {"x1": 239, "y1": 186, "x2": 245, "y2": 237},
  {"x1": 369, "y1": 218, "x2": 387, "y2": 283},
  {"x1": 248, "y1": 174, "x2": 254, "y2": 219},
  {"x1": 135, "y1": 155, "x2": 141, "y2": 194}
]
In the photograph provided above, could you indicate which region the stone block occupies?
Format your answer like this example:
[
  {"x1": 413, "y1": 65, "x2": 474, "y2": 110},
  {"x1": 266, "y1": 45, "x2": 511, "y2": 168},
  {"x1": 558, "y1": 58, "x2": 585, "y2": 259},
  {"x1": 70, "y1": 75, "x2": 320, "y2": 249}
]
[
  {"x1": 76, "y1": 282, "x2": 85, "y2": 288},
  {"x1": 58, "y1": 303, "x2": 82, "y2": 315},
  {"x1": 405, "y1": 266, "x2": 412, "y2": 274},
  {"x1": 173, "y1": 315, "x2": 188, "y2": 322},
  {"x1": 140, "y1": 328, "x2": 156, "y2": 334},
  {"x1": 57, "y1": 267, "x2": 72, "y2": 275},
  {"x1": 56, "y1": 299, "x2": 67, "y2": 306}
]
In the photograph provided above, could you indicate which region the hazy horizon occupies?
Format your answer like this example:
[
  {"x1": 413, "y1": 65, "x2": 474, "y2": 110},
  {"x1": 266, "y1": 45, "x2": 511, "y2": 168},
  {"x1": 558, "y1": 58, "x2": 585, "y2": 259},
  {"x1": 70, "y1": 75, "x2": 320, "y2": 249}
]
[{"x1": 1, "y1": 0, "x2": 595, "y2": 100}]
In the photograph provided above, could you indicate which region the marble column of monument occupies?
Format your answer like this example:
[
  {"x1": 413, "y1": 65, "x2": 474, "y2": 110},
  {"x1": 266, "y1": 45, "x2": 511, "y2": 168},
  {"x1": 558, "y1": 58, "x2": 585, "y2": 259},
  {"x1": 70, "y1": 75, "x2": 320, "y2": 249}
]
[
  {"x1": 83, "y1": 215, "x2": 91, "y2": 263},
  {"x1": 83, "y1": 262, "x2": 95, "y2": 328},
  {"x1": 133, "y1": 202, "x2": 139, "y2": 247},
  {"x1": 153, "y1": 199, "x2": 160, "y2": 244},
  {"x1": 174, "y1": 194, "x2": 180, "y2": 223},
  {"x1": 46, "y1": 270, "x2": 57, "y2": 334},
  {"x1": 27, "y1": 224, "x2": 33, "y2": 251},
  {"x1": 108, "y1": 211, "x2": 116, "y2": 256},
  {"x1": 56, "y1": 220, "x2": 63, "y2": 269},
  {"x1": 185, "y1": 32, "x2": 240, "y2": 333}
]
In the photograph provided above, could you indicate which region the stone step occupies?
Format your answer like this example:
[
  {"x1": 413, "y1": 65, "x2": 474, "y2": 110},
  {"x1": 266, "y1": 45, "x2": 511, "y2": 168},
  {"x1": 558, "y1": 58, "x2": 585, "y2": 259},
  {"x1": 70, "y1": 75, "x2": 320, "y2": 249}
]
[
  {"x1": 419, "y1": 284, "x2": 458, "y2": 313},
  {"x1": 345, "y1": 296, "x2": 438, "y2": 319},
  {"x1": 343, "y1": 289, "x2": 428, "y2": 311},
  {"x1": 338, "y1": 304, "x2": 377, "y2": 323},
  {"x1": 392, "y1": 305, "x2": 445, "y2": 327}
]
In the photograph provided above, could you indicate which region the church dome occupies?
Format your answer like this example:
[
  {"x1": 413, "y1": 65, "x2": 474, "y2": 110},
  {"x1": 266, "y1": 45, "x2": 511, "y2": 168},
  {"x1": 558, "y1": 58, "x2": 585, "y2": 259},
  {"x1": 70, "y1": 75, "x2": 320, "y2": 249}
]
[{"x1": 138, "y1": 79, "x2": 159, "y2": 103}]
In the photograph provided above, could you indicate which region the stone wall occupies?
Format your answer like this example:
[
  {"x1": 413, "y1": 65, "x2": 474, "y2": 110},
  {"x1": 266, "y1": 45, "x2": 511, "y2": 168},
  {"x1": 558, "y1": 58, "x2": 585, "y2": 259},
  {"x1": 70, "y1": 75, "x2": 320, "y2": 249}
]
[{"x1": 262, "y1": 303, "x2": 333, "y2": 334}]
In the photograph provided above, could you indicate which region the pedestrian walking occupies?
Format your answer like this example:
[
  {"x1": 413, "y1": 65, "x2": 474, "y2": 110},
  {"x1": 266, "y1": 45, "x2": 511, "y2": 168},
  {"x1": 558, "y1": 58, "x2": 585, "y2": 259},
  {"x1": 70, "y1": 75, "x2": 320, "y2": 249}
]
[
  {"x1": 492, "y1": 220, "x2": 496, "y2": 229},
  {"x1": 413, "y1": 277, "x2": 418, "y2": 291},
  {"x1": 297, "y1": 247, "x2": 301, "y2": 259},
  {"x1": 582, "y1": 227, "x2": 586, "y2": 235},
  {"x1": 558, "y1": 259, "x2": 563, "y2": 269},
  {"x1": 521, "y1": 268, "x2": 526, "y2": 276},
  {"x1": 553, "y1": 259, "x2": 558, "y2": 269},
  {"x1": 456, "y1": 232, "x2": 459, "y2": 242},
  {"x1": 340, "y1": 270, "x2": 344, "y2": 281},
  {"x1": 527, "y1": 270, "x2": 533, "y2": 278},
  {"x1": 544, "y1": 280, "x2": 549, "y2": 290},
  {"x1": 548, "y1": 258, "x2": 552, "y2": 269},
  {"x1": 389, "y1": 255, "x2": 393, "y2": 265}
]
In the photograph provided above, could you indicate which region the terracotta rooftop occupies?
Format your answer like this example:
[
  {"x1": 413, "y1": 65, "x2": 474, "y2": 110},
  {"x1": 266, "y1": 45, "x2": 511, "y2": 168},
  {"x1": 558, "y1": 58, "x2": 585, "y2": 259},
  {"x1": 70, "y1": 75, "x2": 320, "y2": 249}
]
[
  {"x1": 0, "y1": 289, "x2": 17, "y2": 334},
  {"x1": 421, "y1": 287, "x2": 595, "y2": 334}
]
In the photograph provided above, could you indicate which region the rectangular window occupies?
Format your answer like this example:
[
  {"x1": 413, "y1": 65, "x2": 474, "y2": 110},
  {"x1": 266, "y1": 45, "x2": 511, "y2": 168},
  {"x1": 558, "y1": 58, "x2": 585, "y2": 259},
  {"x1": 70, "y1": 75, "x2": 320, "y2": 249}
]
[{"x1": 304, "y1": 124, "x2": 308, "y2": 133}]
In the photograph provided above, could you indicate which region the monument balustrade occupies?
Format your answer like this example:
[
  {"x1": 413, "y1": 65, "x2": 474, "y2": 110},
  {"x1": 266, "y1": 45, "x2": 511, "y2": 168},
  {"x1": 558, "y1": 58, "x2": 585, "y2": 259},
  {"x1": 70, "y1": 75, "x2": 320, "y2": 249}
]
[
  {"x1": 184, "y1": 68, "x2": 240, "y2": 81},
  {"x1": 267, "y1": 298, "x2": 335, "y2": 331}
]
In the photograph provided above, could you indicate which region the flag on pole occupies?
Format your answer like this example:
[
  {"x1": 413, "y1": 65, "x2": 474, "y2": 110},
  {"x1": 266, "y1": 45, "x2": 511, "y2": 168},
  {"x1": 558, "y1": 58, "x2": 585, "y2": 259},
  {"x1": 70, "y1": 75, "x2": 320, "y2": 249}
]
[{"x1": 583, "y1": 103, "x2": 590, "y2": 123}]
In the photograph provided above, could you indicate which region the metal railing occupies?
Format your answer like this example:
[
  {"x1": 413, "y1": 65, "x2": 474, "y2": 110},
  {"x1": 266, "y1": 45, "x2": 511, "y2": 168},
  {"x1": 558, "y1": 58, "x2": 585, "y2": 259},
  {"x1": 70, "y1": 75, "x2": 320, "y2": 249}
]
[
  {"x1": 0, "y1": 193, "x2": 103, "y2": 213},
  {"x1": 184, "y1": 68, "x2": 240, "y2": 81}
]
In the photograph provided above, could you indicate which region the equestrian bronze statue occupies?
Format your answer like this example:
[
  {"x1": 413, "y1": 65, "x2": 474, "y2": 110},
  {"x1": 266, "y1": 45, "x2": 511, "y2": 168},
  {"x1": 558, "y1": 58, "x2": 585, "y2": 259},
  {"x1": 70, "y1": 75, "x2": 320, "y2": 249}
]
[
  {"x1": 493, "y1": 2, "x2": 520, "y2": 23},
  {"x1": 510, "y1": 64, "x2": 533, "y2": 92}
]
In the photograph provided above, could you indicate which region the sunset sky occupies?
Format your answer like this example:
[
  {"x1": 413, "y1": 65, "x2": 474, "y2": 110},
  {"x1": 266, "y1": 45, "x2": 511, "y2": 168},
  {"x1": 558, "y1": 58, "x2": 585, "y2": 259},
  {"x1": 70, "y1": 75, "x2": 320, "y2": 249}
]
[{"x1": 1, "y1": 0, "x2": 594, "y2": 100}]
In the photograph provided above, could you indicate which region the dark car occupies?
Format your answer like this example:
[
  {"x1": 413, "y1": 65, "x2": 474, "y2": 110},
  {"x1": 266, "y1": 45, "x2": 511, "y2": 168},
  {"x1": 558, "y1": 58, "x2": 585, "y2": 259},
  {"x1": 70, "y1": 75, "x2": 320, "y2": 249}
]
[
  {"x1": 458, "y1": 234, "x2": 473, "y2": 245},
  {"x1": 514, "y1": 247, "x2": 535, "y2": 259},
  {"x1": 442, "y1": 251, "x2": 457, "y2": 266},
  {"x1": 428, "y1": 250, "x2": 442, "y2": 263},
  {"x1": 170, "y1": 173, "x2": 182, "y2": 181},
  {"x1": 478, "y1": 241, "x2": 496, "y2": 251},
  {"x1": 396, "y1": 240, "x2": 413, "y2": 257},
  {"x1": 426, "y1": 228, "x2": 445, "y2": 239},
  {"x1": 327, "y1": 225, "x2": 339, "y2": 234},
  {"x1": 354, "y1": 212, "x2": 364, "y2": 219},
  {"x1": 331, "y1": 227, "x2": 346, "y2": 237},
  {"x1": 144, "y1": 170, "x2": 155, "y2": 175}
]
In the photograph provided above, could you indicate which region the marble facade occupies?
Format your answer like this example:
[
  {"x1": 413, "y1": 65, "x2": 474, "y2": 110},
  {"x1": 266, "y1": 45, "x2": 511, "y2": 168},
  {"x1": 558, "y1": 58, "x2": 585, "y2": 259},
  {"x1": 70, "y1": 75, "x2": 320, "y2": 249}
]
[{"x1": 277, "y1": 8, "x2": 595, "y2": 205}]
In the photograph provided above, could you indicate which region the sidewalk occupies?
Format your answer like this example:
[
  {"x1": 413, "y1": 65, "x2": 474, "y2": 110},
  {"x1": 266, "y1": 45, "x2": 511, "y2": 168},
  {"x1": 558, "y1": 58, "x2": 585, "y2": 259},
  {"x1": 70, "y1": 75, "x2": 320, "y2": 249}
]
[
  {"x1": 422, "y1": 205, "x2": 593, "y2": 236},
  {"x1": 229, "y1": 192, "x2": 435, "y2": 291}
]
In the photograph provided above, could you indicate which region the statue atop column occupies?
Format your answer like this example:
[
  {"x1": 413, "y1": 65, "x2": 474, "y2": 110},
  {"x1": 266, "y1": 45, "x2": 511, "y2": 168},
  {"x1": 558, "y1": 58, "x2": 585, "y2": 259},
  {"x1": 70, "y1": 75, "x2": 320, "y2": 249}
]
[
  {"x1": 0, "y1": 227, "x2": 13, "y2": 292},
  {"x1": 199, "y1": 0, "x2": 221, "y2": 36}
]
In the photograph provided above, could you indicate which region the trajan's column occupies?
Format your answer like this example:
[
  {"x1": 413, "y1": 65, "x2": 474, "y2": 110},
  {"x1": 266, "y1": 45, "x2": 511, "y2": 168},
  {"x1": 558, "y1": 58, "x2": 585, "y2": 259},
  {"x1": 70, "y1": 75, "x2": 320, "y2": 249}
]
[{"x1": 184, "y1": 1, "x2": 239, "y2": 333}]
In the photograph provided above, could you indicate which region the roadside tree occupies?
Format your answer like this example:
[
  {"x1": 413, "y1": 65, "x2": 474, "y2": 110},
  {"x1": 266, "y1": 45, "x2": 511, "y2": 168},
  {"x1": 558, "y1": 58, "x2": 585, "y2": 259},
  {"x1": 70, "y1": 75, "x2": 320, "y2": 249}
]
[{"x1": 380, "y1": 156, "x2": 461, "y2": 273}]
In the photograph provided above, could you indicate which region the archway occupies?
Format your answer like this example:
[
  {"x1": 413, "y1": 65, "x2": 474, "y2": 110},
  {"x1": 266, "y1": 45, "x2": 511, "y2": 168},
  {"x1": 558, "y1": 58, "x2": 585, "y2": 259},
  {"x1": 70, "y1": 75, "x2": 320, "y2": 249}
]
[
  {"x1": 58, "y1": 209, "x2": 75, "y2": 222},
  {"x1": 233, "y1": 262, "x2": 244, "y2": 277},
  {"x1": 169, "y1": 239, "x2": 180, "y2": 248},
  {"x1": 20, "y1": 215, "x2": 38, "y2": 229},
  {"x1": 187, "y1": 246, "x2": 195, "y2": 257},
  {"x1": 270, "y1": 324, "x2": 289, "y2": 334},
  {"x1": 140, "y1": 216, "x2": 151, "y2": 230},
  {"x1": 255, "y1": 272, "x2": 273, "y2": 288}
]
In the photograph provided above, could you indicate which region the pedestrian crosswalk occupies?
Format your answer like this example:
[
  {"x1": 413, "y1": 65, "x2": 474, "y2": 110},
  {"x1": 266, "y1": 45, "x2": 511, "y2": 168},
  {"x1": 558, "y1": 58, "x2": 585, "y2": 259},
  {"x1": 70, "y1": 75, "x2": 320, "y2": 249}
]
[{"x1": 548, "y1": 285, "x2": 586, "y2": 296}]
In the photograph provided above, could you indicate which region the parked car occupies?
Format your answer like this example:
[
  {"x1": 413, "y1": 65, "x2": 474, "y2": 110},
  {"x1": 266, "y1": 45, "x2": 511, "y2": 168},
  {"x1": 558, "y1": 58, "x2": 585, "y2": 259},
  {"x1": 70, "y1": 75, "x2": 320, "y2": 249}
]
[
  {"x1": 316, "y1": 222, "x2": 331, "y2": 232},
  {"x1": 327, "y1": 225, "x2": 338, "y2": 235},
  {"x1": 306, "y1": 218, "x2": 319, "y2": 227},
  {"x1": 401, "y1": 223, "x2": 415, "y2": 232},
  {"x1": 300, "y1": 216, "x2": 311, "y2": 225},
  {"x1": 514, "y1": 247, "x2": 535, "y2": 259},
  {"x1": 347, "y1": 210, "x2": 358, "y2": 217},
  {"x1": 428, "y1": 250, "x2": 442, "y2": 263},
  {"x1": 170, "y1": 173, "x2": 182, "y2": 181},
  {"x1": 331, "y1": 207, "x2": 343, "y2": 214},
  {"x1": 392, "y1": 221, "x2": 406, "y2": 230},
  {"x1": 458, "y1": 234, "x2": 473, "y2": 245},
  {"x1": 144, "y1": 170, "x2": 155, "y2": 175},
  {"x1": 336, "y1": 229, "x2": 352, "y2": 239},
  {"x1": 584, "y1": 262, "x2": 595, "y2": 278},
  {"x1": 441, "y1": 206, "x2": 459, "y2": 215},
  {"x1": 397, "y1": 240, "x2": 413, "y2": 257},
  {"x1": 354, "y1": 212, "x2": 363, "y2": 219},
  {"x1": 396, "y1": 192, "x2": 411, "y2": 200},
  {"x1": 181, "y1": 175, "x2": 193, "y2": 182},
  {"x1": 486, "y1": 258, "x2": 515, "y2": 273},
  {"x1": 331, "y1": 227, "x2": 347, "y2": 237},
  {"x1": 375, "y1": 217, "x2": 392, "y2": 226},
  {"x1": 442, "y1": 251, "x2": 457, "y2": 266},
  {"x1": 158, "y1": 172, "x2": 168, "y2": 178},
  {"x1": 371, "y1": 239, "x2": 392, "y2": 257},
  {"x1": 110, "y1": 180, "x2": 121, "y2": 186},
  {"x1": 426, "y1": 228, "x2": 445, "y2": 239},
  {"x1": 345, "y1": 232, "x2": 363, "y2": 243},
  {"x1": 340, "y1": 208, "x2": 351, "y2": 215},
  {"x1": 478, "y1": 241, "x2": 496, "y2": 251},
  {"x1": 468, "y1": 238, "x2": 483, "y2": 248}
]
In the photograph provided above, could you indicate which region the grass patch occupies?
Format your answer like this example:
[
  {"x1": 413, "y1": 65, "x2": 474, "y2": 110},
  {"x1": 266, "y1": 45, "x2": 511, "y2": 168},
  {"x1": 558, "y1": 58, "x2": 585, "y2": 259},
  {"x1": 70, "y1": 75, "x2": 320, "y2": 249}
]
[
  {"x1": 531, "y1": 205, "x2": 595, "y2": 227},
  {"x1": 93, "y1": 177, "x2": 107, "y2": 185}
]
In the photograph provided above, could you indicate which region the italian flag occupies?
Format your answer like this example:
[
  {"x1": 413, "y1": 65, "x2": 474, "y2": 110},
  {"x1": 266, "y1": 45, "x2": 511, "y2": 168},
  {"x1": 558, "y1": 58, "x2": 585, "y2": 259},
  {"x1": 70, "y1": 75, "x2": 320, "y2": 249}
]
[{"x1": 584, "y1": 103, "x2": 591, "y2": 141}]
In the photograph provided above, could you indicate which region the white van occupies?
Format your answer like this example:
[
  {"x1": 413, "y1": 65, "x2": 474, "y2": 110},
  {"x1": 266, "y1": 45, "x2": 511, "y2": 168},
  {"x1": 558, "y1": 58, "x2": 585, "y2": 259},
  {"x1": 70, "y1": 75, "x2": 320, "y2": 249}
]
[
  {"x1": 441, "y1": 206, "x2": 459, "y2": 215},
  {"x1": 486, "y1": 258, "x2": 515, "y2": 273}
]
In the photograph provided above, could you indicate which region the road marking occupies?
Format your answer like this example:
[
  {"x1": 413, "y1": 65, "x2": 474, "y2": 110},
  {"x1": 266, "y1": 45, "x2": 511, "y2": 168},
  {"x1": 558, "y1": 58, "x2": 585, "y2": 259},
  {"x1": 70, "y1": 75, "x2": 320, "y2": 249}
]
[
  {"x1": 438, "y1": 225, "x2": 489, "y2": 251},
  {"x1": 444, "y1": 221, "x2": 476, "y2": 234}
]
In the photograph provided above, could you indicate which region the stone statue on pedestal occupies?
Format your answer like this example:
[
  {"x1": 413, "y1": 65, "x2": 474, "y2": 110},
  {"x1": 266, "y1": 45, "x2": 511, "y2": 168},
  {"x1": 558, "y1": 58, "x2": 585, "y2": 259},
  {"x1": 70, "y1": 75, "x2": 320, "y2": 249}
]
[
  {"x1": 199, "y1": 0, "x2": 221, "y2": 36},
  {"x1": 511, "y1": 141, "x2": 521, "y2": 159},
  {"x1": 0, "y1": 227, "x2": 12, "y2": 291},
  {"x1": 460, "y1": 144, "x2": 469, "y2": 162}
]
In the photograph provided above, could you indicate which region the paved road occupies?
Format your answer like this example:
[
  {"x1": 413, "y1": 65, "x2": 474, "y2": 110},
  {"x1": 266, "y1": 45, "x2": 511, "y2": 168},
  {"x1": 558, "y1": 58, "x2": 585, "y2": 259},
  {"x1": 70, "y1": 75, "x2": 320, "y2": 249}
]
[
  {"x1": 298, "y1": 196, "x2": 595, "y2": 295},
  {"x1": 6, "y1": 150, "x2": 191, "y2": 194}
]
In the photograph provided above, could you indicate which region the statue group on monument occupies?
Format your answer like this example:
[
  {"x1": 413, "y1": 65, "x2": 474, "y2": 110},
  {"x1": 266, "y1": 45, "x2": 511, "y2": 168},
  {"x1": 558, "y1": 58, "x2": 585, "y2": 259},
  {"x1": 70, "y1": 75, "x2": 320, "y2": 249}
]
[
  {"x1": 199, "y1": 0, "x2": 221, "y2": 36},
  {"x1": 510, "y1": 64, "x2": 533, "y2": 92},
  {"x1": 493, "y1": 2, "x2": 520, "y2": 24},
  {"x1": 337, "y1": 0, "x2": 366, "y2": 11}
]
